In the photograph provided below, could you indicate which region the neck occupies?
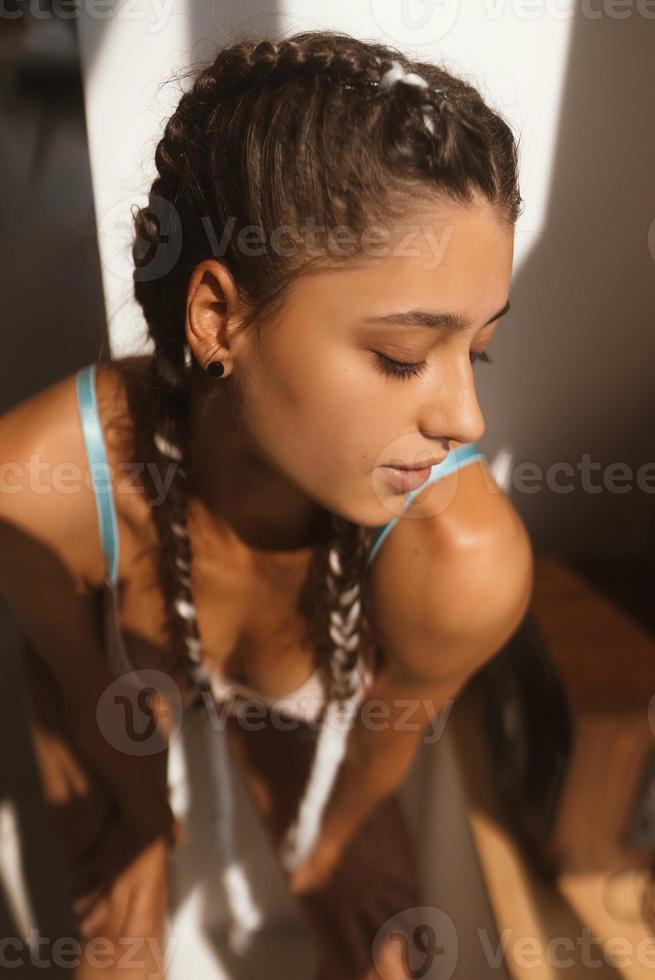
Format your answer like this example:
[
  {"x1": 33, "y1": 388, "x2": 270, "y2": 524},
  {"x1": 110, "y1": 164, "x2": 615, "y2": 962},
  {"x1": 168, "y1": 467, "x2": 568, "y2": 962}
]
[{"x1": 186, "y1": 371, "x2": 331, "y2": 553}]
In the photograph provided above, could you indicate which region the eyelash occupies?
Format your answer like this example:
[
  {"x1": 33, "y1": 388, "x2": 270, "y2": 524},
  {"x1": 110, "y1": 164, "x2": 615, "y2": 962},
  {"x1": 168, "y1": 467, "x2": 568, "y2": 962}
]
[{"x1": 374, "y1": 350, "x2": 495, "y2": 380}]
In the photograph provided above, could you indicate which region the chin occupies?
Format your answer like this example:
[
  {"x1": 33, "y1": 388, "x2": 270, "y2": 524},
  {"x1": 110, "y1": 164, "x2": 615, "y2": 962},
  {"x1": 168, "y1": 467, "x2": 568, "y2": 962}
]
[{"x1": 329, "y1": 498, "x2": 392, "y2": 530}]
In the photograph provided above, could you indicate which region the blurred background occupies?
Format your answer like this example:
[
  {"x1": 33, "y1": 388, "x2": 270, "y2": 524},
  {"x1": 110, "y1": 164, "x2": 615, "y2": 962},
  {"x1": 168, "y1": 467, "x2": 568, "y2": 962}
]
[{"x1": 0, "y1": 2, "x2": 654, "y2": 977}]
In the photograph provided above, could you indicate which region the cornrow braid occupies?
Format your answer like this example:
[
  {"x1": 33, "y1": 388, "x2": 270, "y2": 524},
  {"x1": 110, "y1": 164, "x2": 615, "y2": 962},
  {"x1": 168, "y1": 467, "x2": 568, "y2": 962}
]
[
  {"x1": 186, "y1": 35, "x2": 386, "y2": 96},
  {"x1": 131, "y1": 27, "x2": 524, "y2": 954}
]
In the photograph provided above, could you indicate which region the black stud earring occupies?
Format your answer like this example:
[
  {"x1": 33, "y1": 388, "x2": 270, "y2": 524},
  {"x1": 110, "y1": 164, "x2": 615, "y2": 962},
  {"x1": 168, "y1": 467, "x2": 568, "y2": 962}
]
[{"x1": 207, "y1": 360, "x2": 225, "y2": 378}]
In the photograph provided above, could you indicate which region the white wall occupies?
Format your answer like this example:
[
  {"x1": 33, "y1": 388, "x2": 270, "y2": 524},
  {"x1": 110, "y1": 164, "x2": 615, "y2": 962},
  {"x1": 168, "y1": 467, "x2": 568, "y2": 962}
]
[{"x1": 77, "y1": 1, "x2": 655, "y2": 554}]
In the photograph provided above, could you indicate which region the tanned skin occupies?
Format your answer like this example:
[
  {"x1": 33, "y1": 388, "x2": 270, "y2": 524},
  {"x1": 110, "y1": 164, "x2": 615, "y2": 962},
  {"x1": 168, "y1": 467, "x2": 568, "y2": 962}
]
[{"x1": 0, "y1": 195, "x2": 533, "y2": 979}]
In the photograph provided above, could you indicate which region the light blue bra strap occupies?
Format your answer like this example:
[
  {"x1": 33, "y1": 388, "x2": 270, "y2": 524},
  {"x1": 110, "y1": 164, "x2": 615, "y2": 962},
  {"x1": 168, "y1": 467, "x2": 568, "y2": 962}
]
[
  {"x1": 366, "y1": 442, "x2": 486, "y2": 568},
  {"x1": 75, "y1": 363, "x2": 120, "y2": 587}
]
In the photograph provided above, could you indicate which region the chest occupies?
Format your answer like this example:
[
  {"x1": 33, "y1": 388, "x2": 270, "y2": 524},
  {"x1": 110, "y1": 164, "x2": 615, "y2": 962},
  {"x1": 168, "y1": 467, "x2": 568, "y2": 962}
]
[{"x1": 109, "y1": 511, "x2": 377, "y2": 700}]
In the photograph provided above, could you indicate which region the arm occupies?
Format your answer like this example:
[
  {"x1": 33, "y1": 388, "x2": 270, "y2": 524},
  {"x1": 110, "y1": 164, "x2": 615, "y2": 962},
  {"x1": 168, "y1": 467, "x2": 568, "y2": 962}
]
[
  {"x1": 0, "y1": 375, "x2": 177, "y2": 948},
  {"x1": 287, "y1": 663, "x2": 473, "y2": 895},
  {"x1": 0, "y1": 376, "x2": 175, "y2": 840},
  {"x1": 289, "y1": 459, "x2": 534, "y2": 893}
]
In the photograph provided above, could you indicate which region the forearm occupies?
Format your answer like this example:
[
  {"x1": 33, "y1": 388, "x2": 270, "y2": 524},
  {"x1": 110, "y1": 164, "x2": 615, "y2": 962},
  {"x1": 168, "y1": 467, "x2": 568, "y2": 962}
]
[
  {"x1": 318, "y1": 661, "x2": 465, "y2": 851},
  {"x1": 23, "y1": 637, "x2": 176, "y2": 846}
]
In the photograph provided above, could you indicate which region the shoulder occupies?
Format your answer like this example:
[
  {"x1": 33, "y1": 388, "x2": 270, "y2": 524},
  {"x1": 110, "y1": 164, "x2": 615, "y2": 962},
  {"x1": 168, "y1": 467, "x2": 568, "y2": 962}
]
[
  {"x1": 364, "y1": 446, "x2": 534, "y2": 685},
  {"x1": 0, "y1": 357, "x2": 152, "y2": 589}
]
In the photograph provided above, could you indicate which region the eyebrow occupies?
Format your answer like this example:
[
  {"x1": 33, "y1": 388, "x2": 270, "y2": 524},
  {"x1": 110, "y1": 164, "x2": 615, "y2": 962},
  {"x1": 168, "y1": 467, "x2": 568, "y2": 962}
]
[{"x1": 361, "y1": 297, "x2": 511, "y2": 330}]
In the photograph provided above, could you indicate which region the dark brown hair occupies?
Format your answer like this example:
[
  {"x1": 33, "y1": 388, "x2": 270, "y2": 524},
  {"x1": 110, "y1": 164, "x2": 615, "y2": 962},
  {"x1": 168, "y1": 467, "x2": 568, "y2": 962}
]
[{"x1": 130, "y1": 28, "x2": 523, "y2": 708}]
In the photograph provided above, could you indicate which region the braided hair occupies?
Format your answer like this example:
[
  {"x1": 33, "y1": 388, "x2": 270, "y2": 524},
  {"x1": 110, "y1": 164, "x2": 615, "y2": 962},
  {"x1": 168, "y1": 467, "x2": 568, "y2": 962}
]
[{"x1": 130, "y1": 29, "x2": 523, "y2": 951}]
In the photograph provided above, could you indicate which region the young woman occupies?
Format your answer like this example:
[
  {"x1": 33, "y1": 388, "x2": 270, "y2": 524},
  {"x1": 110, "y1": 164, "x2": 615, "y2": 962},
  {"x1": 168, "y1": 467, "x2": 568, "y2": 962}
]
[{"x1": 0, "y1": 29, "x2": 533, "y2": 980}]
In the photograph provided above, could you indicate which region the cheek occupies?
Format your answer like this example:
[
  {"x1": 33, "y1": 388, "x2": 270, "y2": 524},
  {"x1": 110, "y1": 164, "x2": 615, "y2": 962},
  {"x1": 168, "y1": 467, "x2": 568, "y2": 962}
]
[
  {"x1": 282, "y1": 353, "x2": 395, "y2": 469},
  {"x1": 262, "y1": 365, "x2": 362, "y2": 466},
  {"x1": 243, "y1": 339, "x2": 386, "y2": 481}
]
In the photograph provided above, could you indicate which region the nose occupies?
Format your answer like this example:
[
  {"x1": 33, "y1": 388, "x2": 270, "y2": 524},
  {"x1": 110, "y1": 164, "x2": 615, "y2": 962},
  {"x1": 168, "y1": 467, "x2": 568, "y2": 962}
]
[{"x1": 418, "y1": 355, "x2": 486, "y2": 447}]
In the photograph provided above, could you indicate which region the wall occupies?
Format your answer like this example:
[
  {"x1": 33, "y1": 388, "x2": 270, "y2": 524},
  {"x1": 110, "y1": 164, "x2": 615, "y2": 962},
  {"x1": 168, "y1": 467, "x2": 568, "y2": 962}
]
[{"x1": 77, "y1": 2, "x2": 655, "y2": 552}]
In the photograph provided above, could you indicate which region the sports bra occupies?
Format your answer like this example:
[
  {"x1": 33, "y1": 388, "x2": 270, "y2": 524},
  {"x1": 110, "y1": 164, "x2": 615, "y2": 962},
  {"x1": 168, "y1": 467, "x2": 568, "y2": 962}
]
[{"x1": 75, "y1": 361, "x2": 485, "y2": 722}]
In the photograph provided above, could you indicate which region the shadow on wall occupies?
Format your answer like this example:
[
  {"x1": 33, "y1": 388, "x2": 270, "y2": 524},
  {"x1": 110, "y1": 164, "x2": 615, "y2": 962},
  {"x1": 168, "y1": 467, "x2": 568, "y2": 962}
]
[
  {"x1": 472, "y1": 11, "x2": 655, "y2": 557},
  {"x1": 0, "y1": 12, "x2": 107, "y2": 415}
]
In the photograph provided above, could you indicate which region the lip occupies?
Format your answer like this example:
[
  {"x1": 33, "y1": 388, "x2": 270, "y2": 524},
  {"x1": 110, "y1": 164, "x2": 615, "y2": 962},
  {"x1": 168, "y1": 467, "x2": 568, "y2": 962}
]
[
  {"x1": 381, "y1": 465, "x2": 433, "y2": 493},
  {"x1": 384, "y1": 454, "x2": 448, "y2": 472},
  {"x1": 380, "y1": 454, "x2": 448, "y2": 494}
]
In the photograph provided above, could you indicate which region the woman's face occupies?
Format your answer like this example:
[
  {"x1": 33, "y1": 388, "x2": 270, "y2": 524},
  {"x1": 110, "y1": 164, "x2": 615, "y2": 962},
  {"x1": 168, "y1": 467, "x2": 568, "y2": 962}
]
[{"x1": 202, "y1": 195, "x2": 514, "y2": 528}]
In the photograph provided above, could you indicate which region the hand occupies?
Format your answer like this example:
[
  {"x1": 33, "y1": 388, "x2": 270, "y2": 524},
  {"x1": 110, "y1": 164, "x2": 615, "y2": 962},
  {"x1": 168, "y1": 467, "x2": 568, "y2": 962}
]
[
  {"x1": 223, "y1": 707, "x2": 421, "y2": 977},
  {"x1": 289, "y1": 793, "x2": 422, "y2": 980},
  {"x1": 72, "y1": 833, "x2": 170, "y2": 943},
  {"x1": 22, "y1": 643, "x2": 179, "y2": 935},
  {"x1": 287, "y1": 833, "x2": 345, "y2": 896}
]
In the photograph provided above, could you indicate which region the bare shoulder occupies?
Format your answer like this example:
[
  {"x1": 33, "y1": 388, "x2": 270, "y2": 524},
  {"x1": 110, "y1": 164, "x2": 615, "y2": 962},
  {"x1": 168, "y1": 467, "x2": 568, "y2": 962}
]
[
  {"x1": 0, "y1": 356, "x2": 152, "y2": 589},
  {"x1": 364, "y1": 449, "x2": 534, "y2": 685},
  {"x1": 92, "y1": 354, "x2": 158, "y2": 527}
]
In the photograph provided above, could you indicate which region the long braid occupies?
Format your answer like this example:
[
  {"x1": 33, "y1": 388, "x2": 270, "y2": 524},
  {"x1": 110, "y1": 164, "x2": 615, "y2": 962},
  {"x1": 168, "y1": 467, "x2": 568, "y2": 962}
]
[
  {"x1": 142, "y1": 341, "x2": 375, "y2": 923},
  {"x1": 129, "y1": 27, "x2": 523, "y2": 954},
  {"x1": 142, "y1": 352, "x2": 263, "y2": 952},
  {"x1": 144, "y1": 346, "x2": 373, "y2": 931},
  {"x1": 279, "y1": 517, "x2": 373, "y2": 871}
]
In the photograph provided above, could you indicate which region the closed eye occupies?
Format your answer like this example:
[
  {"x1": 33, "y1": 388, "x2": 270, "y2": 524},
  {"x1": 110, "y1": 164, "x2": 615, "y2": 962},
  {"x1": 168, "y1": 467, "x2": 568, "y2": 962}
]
[
  {"x1": 374, "y1": 349, "x2": 495, "y2": 380},
  {"x1": 373, "y1": 352, "x2": 427, "y2": 380}
]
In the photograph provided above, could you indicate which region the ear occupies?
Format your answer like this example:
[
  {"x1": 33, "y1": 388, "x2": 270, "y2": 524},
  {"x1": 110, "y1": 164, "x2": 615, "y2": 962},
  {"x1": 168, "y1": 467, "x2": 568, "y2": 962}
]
[{"x1": 185, "y1": 259, "x2": 244, "y2": 375}]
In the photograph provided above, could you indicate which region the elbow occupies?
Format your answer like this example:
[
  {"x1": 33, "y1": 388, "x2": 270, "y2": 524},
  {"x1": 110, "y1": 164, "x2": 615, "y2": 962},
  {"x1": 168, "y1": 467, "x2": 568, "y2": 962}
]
[{"x1": 481, "y1": 501, "x2": 534, "y2": 642}]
